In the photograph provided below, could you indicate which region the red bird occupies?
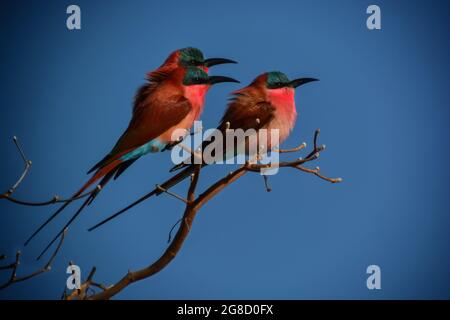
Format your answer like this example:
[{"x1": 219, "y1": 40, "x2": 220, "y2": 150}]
[
  {"x1": 90, "y1": 71, "x2": 318, "y2": 231},
  {"x1": 27, "y1": 48, "x2": 238, "y2": 257}
]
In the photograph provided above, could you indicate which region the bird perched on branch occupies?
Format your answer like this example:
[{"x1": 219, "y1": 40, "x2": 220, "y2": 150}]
[
  {"x1": 26, "y1": 47, "x2": 238, "y2": 257},
  {"x1": 90, "y1": 71, "x2": 318, "y2": 231}
]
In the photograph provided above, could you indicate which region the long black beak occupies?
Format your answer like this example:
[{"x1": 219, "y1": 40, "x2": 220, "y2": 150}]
[
  {"x1": 290, "y1": 78, "x2": 319, "y2": 88},
  {"x1": 204, "y1": 58, "x2": 237, "y2": 67},
  {"x1": 208, "y1": 75, "x2": 240, "y2": 85}
]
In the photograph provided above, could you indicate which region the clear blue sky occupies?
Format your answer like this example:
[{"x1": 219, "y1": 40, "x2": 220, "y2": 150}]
[{"x1": 1, "y1": 0, "x2": 449, "y2": 299}]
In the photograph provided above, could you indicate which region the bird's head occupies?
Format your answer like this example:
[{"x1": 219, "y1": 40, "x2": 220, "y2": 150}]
[
  {"x1": 263, "y1": 71, "x2": 318, "y2": 90},
  {"x1": 176, "y1": 47, "x2": 237, "y2": 69},
  {"x1": 182, "y1": 67, "x2": 239, "y2": 87},
  {"x1": 241, "y1": 71, "x2": 318, "y2": 108}
]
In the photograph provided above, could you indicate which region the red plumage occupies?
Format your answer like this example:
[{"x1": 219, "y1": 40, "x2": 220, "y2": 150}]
[{"x1": 25, "y1": 49, "x2": 226, "y2": 253}]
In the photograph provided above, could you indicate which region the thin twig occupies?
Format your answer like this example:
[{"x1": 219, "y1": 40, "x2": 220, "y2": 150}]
[
  {"x1": 0, "y1": 229, "x2": 67, "y2": 290},
  {"x1": 274, "y1": 141, "x2": 307, "y2": 153},
  {"x1": 5, "y1": 128, "x2": 340, "y2": 299},
  {"x1": 90, "y1": 282, "x2": 110, "y2": 291},
  {"x1": 1, "y1": 136, "x2": 97, "y2": 205},
  {"x1": 66, "y1": 266, "x2": 97, "y2": 300},
  {"x1": 9, "y1": 136, "x2": 32, "y2": 194},
  {"x1": 155, "y1": 185, "x2": 189, "y2": 204},
  {"x1": 295, "y1": 165, "x2": 342, "y2": 183},
  {"x1": 0, "y1": 136, "x2": 32, "y2": 198},
  {"x1": 178, "y1": 143, "x2": 203, "y2": 164},
  {"x1": 2, "y1": 190, "x2": 97, "y2": 207},
  {"x1": 90, "y1": 129, "x2": 337, "y2": 233}
]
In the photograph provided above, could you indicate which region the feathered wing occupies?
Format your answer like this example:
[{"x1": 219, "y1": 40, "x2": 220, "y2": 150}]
[
  {"x1": 89, "y1": 90, "x2": 191, "y2": 164},
  {"x1": 218, "y1": 88, "x2": 275, "y2": 132},
  {"x1": 88, "y1": 67, "x2": 177, "y2": 174},
  {"x1": 81, "y1": 92, "x2": 192, "y2": 193},
  {"x1": 90, "y1": 64, "x2": 179, "y2": 178}
]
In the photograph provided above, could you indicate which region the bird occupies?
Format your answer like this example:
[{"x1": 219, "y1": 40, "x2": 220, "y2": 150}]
[
  {"x1": 89, "y1": 71, "x2": 318, "y2": 231},
  {"x1": 26, "y1": 48, "x2": 238, "y2": 258}
]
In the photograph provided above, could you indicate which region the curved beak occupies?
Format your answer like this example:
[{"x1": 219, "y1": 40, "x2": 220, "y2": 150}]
[
  {"x1": 204, "y1": 58, "x2": 237, "y2": 67},
  {"x1": 208, "y1": 75, "x2": 240, "y2": 85},
  {"x1": 290, "y1": 78, "x2": 319, "y2": 88}
]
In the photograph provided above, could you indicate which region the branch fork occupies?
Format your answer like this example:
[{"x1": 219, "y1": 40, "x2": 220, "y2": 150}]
[{"x1": 1, "y1": 129, "x2": 341, "y2": 299}]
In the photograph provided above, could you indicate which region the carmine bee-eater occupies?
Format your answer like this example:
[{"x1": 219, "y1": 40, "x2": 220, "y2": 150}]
[
  {"x1": 27, "y1": 48, "x2": 238, "y2": 257},
  {"x1": 89, "y1": 71, "x2": 318, "y2": 231}
]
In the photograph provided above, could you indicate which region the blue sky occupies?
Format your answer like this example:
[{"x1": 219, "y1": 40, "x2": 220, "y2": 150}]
[{"x1": 1, "y1": 0, "x2": 449, "y2": 299}]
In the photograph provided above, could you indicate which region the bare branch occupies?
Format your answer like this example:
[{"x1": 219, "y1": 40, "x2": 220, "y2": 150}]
[
  {"x1": 0, "y1": 229, "x2": 67, "y2": 290},
  {"x1": 0, "y1": 136, "x2": 32, "y2": 200},
  {"x1": 65, "y1": 266, "x2": 97, "y2": 300},
  {"x1": 3, "y1": 129, "x2": 340, "y2": 299},
  {"x1": 295, "y1": 165, "x2": 343, "y2": 184},
  {"x1": 274, "y1": 141, "x2": 307, "y2": 153},
  {"x1": 187, "y1": 165, "x2": 201, "y2": 202},
  {"x1": 9, "y1": 136, "x2": 32, "y2": 195},
  {"x1": 178, "y1": 143, "x2": 203, "y2": 164},
  {"x1": 80, "y1": 166, "x2": 245, "y2": 299},
  {"x1": 155, "y1": 184, "x2": 189, "y2": 204},
  {"x1": 3, "y1": 189, "x2": 97, "y2": 207},
  {"x1": 79, "y1": 129, "x2": 340, "y2": 299}
]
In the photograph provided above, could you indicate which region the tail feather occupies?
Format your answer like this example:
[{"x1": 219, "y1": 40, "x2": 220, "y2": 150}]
[
  {"x1": 87, "y1": 169, "x2": 116, "y2": 206},
  {"x1": 24, "y1": 159, "x2": 123, "y2": 246},
  {"x1": 114, "y1": 158, "x2": 138, "y2": 180},
  {"x1": 24, "y1": 200, "x2": 73, "y2": 246},
  {"x1": 87, "y1": 153, "x2": 111, "y2": 174},
  {"x1": 88, "y1": 164, "x2": 197, "y2": 232},
  {"x1": 36, "y1": 168, "x2": 117, "y2": 260},
  {"x1": 78, "y1": 158, "x2": 123, "y2": 196},
  {"x1": 36, "y1": 195, "x2": 92, "y2": 260}
]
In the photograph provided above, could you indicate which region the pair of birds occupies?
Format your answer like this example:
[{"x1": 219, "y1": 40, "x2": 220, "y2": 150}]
[{"x1": 26, "y1": 47, "x2": 318, "y2": 258}]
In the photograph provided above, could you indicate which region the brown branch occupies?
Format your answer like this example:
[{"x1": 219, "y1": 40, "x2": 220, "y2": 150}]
[
  {"x1": 2, "y1": 190, "x2": 97, "y2": 207},
  {"x1": 0, "y1": 228, "x2": 67, "y2": 290},
  {"x1": 2, "y1": 129, "x2": 339, "y2": 299},
  {"x1": 295, "y1": 165, "x2": 342, "y2": 183},
  {"x1": 77, "y1": 166, "x2": 248, "y2": 300},
  {"x1": 83, "y1": 165, "x2": 202, "y2": 300},
  {"x1": 155, "y1": 184, "x2": 188, "y2": 204},
  {"x1": 65, "y1": 168, "x2": 208, "y2": 300},
  {"x1": 64, "y1": 128, "x2": 341, "y2": 300},
  {"x1": 65, "y1": 266, "x2": 100, "y2": 300},
  {"x1": 274, "y1": 141, "x2": 307, "y2": 153}
]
